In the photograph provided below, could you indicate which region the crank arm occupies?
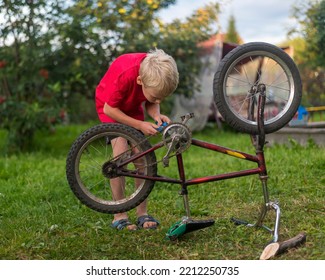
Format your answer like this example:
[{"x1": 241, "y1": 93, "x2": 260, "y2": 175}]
[{"x1": 163, "y1": 135, "x2": 179, "y2": 167}]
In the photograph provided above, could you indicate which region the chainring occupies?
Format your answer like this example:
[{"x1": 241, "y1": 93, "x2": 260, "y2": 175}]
[{"x1": 162, "y1": 123, "x2": 192, "y2": 154}]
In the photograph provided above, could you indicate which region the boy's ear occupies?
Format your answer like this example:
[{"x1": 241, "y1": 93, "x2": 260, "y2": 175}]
[{"x1": 136, "y1": 76, "x2": 142, "y2": 85}]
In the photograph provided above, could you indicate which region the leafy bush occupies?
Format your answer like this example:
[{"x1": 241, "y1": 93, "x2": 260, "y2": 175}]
[{"x1": 0, "y1": 98, "x2": 61, "y2": 153}]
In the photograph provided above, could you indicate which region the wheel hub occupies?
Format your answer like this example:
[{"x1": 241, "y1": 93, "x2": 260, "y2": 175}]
[
  {"x1": 102, "y1": 161, "x2": 118, "y2": 179},
  {"x1": 250, "y1": 83, "x2": 266, "y2": 94}
]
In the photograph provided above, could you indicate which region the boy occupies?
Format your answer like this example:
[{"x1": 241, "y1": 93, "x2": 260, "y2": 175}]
[{"x1": 95, "y1": 49, "x2": 179, "y2": 230}]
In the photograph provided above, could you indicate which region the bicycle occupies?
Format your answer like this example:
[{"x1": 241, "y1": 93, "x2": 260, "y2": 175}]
[{"x1": 66, "y1": 42, "x2": 306, "y2": 259}]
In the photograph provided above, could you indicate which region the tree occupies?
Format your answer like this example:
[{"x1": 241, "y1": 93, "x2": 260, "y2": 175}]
[
  {"x1": 289, "y1": 0, "x2": 325, "y2": 105},
  {"x1": 225, "y1": 14, "x2": 242, "y2": 44},
  {"x1": 0, "y1": 0, "x2": 66, "y2": 152},
  {"x1": 291, "y1": 0, "x2": 325, "y2": 67}
]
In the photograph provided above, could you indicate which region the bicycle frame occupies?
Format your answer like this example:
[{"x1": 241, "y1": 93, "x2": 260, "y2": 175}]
[
  {"x1": 116, "y1": 89, "x2": 280, "y2": 243},
  {"x1": 117, "y1": 137, "x2": 266, "y2": 188}
]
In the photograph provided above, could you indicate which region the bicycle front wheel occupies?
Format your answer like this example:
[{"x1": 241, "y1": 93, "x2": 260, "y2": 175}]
[
  {"x1": 213, "y1": 42, "x2": 302, "y2": 134},
  {"x1": 66, "y1": 123, "x2": 157, "y2": 214}
]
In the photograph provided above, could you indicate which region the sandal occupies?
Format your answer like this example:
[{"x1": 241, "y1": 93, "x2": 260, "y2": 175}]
[
  {"x1": 137, "y1": 215, "x2": 160, "y2": 229},
  {"x1": 111, "y1": 219, "x2": 137, "y2": 231}
]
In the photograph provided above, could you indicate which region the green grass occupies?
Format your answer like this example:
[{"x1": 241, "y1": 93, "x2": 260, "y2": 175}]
[{"x1": 0, "y1": 123, "x2": 324, "y2": 260}]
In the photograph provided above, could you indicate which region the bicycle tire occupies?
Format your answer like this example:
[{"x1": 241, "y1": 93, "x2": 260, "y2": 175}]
[
  {"x1": 213, "y1": 42, "x2": 302, "y2": 134},
  {"x1": 66, "y1": 123, "x2": 157, "y2": 214}
]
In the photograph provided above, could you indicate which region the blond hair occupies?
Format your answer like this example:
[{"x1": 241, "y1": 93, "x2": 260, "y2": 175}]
[{"x1": 139, "y1": 49, "x2": 179, "y2": 97}]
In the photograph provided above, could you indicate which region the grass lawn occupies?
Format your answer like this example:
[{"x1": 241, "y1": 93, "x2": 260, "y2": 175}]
[{"x1": 0, "y1": 122, "x2": 324, "y2": 260}]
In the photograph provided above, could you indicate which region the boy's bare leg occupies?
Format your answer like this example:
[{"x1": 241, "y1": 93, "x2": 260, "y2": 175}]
[
  {"x1": 110, "y1": 137, "x2": 137, "y2": 230},
  {"x1": 110, "y1": 138, "x2": 158, "y2": 229},
  {"x1": 133, "y1": 151, "x2": 158, "y2": 229}
]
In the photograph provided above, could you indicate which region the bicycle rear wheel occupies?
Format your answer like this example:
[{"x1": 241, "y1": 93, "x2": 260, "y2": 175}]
[
  {"x1": 213, "y1": 42, "x2": 302, "y2": 134},
  {"x1": 66, "y1": 123, "x2": 157, "y2": 214}
]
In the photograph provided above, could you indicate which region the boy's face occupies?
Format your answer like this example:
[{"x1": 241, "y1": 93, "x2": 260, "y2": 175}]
[
  {"x1": 137, "y1": 76, "x2": 164, "y2": 104},
  {"x1": 143, "y1": 87, "x2": 163, "y2": 104}
]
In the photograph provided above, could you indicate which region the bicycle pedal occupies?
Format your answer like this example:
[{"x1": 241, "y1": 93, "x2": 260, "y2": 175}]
[{"x1": 165, "y1": 220, "x2": 187, "y2": 241}]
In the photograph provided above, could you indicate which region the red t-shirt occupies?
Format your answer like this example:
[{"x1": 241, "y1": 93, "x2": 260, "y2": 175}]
[{"x1": 95, "y1": 53, "x2": 148, "y2": 123}]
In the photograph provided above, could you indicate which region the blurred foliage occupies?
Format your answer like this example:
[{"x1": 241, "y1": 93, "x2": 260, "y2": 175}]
[
  {"x1": 289, "y1": 0, "x2": 325, "y2": 106},
  {"x1": 0, "y1": 0, "x2": 220, "y2": 153}
]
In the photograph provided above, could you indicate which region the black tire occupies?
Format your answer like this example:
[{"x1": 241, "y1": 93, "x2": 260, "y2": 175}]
[
  {"x1": 66, "y1": 123, "x2": 157, "y2": 214},
  {"x1": 213, "y1": 42, "x2": 302, "y2": 134}
]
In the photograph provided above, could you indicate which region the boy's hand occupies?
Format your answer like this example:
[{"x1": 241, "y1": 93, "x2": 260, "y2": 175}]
[
  {"x1": 154, "y1": 114, "x2": 170, "y2": 126},
  {"x1": 139, "y1": 121, "x2": 159, "y2": 135}
]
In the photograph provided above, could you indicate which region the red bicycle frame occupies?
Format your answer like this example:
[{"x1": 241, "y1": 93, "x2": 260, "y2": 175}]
[
  {"x1": 117, "y1": 137, "x2": 266, "y2": 187},
  {"x1": 117, "y1": 87, "x2": 281, "y2": 244}
]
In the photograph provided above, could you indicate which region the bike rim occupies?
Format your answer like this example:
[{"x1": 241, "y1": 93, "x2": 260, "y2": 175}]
[{"x1": 223, "y1": 50, "x2": 296, "y2": 126}]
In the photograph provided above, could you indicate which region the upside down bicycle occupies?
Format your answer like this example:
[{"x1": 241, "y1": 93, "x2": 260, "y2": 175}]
[{"x1": 66, "y1": 42, "x2": 306, "y2": 259}]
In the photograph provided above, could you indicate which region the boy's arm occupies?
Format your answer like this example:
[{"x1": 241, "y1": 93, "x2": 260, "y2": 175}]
[
  {"x1": 104, "y1": 102, "x2": 158, "y2": 135},
  {"x1": 145, "y1": 102, "x2": 171, "y2": 125}
]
